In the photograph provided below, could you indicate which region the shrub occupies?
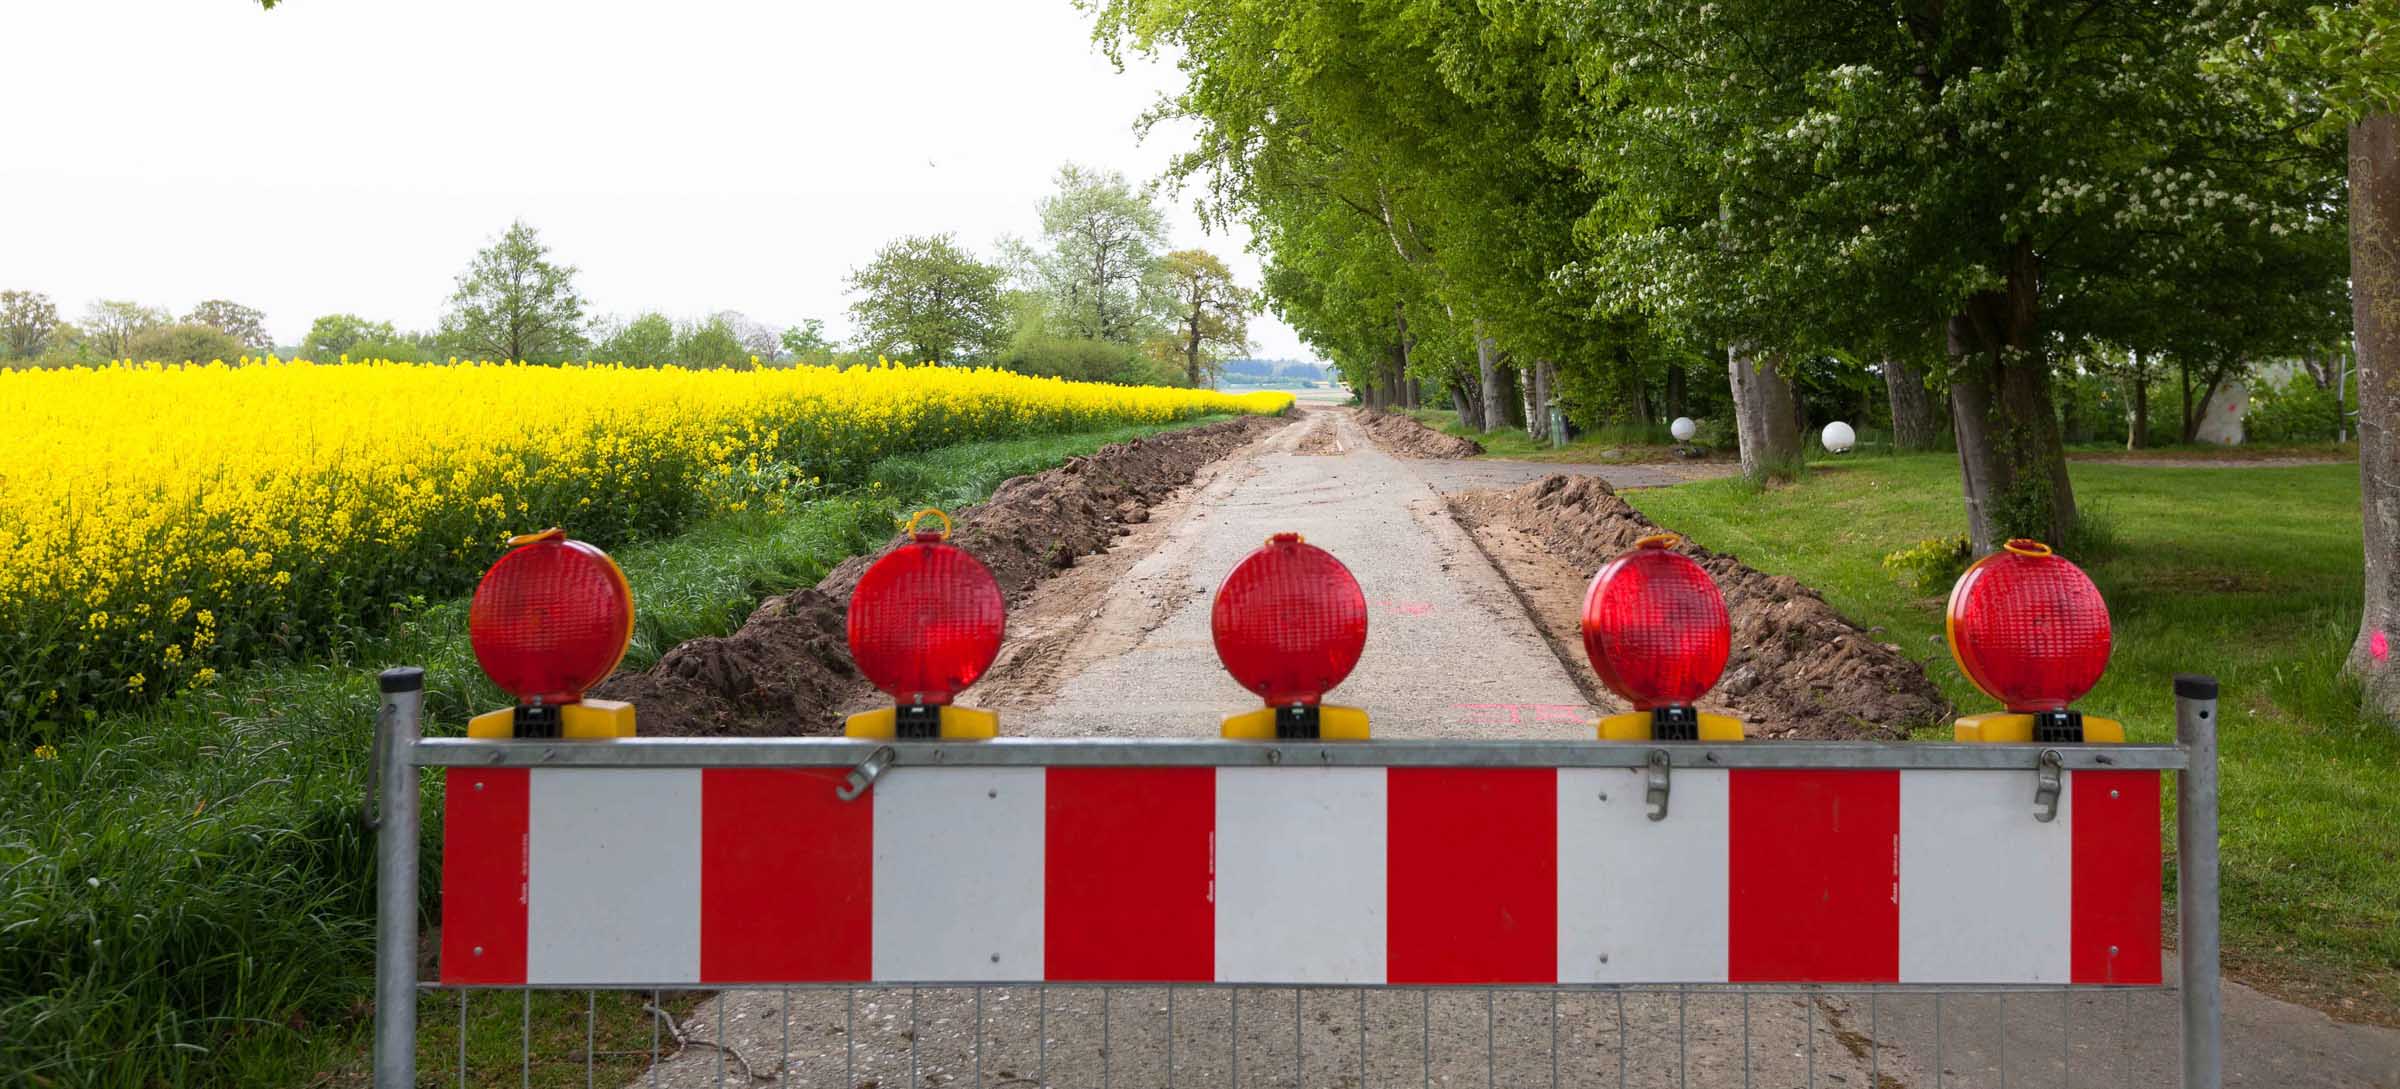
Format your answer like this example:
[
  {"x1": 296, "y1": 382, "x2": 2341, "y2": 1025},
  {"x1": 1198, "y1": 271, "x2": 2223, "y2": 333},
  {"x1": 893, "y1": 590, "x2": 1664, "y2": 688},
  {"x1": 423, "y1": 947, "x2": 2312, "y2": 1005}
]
[
  {"x1": 1883, "y1": 534, "x2": 1973, "y2": 595},
  {"x1": 2245, "y1": 370, "x2": 2346, "y2": 444}
]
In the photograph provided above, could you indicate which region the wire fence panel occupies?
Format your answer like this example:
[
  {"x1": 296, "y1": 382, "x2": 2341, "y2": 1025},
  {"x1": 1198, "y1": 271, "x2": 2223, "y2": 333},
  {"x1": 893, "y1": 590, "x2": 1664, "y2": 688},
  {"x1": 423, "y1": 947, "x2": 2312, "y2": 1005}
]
[
  {"x1": 419, "y1": 982, "x2": 2192, "y2": 1089},
  {"x1": 373, "y1": 671, "x2": 2221, "y2": 1089}
]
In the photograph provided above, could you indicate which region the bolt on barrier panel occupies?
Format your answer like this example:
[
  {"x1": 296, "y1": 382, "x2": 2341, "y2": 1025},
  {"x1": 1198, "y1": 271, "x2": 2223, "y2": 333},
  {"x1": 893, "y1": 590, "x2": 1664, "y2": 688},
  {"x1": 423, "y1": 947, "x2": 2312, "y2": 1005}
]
[{"x1": 370, "y1": 668, "x2": 2222, "y2": 1089}]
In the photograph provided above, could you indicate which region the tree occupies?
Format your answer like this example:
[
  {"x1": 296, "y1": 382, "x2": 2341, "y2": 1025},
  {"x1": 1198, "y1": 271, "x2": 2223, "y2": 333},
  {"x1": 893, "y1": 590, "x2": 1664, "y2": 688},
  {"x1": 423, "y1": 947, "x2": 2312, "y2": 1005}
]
[
  {"x1": 845, "y1": 233, "x2": 1008, "y2": 365},
  {"x1": 713, "y1": 311, "x2": 782, "y2": 364},
  {"x1": 1558, "y1": 2, "x2": 2342, "y2": 551},
  {"x1": 1157, "y1": 249, "x2": 1254, "y2": 386},
  {"x1": 81, "y1": 300, "x2": 168, "y2": 361},
  {"x1": 182, "y1": 299, "x2": 271, "y2": 352},
  {"x1": 1027, "y1": 164, "x2": 1170, "y2": 345},
  {"x1": 591, "y1": 312, "x2": 678, "y2": 366},
  {"x1": 125, "y1": 323, "x2": 244, "y2": 364},
  {"x1": 780, "y1": 319, "x2": 838, "y2": 366},
  {"x1": 676, "y1": 314, "x2": 751, "y2": 369},
  {"x1": 302, "y1": 313, "x2": 398, "y2": 361},
  {"x1": 439, "y1": 220, "x2": 588, "y2": 363},
  {"x1": 1, "y1": 291, "x2": 58, "y2": 359},
  {"x1": 2216, "y1": 1, "x2": 2400, "y2": 718}
]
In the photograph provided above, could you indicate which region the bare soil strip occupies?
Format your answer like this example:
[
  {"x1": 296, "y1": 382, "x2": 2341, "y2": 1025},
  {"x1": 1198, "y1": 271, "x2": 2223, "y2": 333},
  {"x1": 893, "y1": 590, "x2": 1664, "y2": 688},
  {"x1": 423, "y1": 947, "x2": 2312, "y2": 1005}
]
[
  {"x1": 1449, "y1": 473, "x2": 1951, "y2": 739},
  {"x1": 1353, "y1": 407, "x2": 1485, "y2": 458},
  {"x1": 594, "y1": 414, "x2": 1292, "y2": 736}
]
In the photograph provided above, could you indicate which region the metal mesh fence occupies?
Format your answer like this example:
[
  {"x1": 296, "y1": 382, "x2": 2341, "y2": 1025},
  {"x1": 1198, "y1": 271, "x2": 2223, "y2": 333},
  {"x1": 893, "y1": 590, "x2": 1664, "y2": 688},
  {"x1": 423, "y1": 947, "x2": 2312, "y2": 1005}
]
[{"x1": 429, "y1": 981, "x2": 2188, "y2": 1089}]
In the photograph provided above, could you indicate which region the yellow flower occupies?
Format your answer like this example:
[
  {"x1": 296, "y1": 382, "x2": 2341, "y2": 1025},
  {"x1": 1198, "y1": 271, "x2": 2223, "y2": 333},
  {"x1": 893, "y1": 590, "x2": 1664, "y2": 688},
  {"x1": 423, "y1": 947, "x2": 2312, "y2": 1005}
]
[
  {"x1": 33, "y1": 744, "x2": 57, "y2": 760},
  {"x1": 0, "y1": 358, "x2": 1288, "y2": 715}
]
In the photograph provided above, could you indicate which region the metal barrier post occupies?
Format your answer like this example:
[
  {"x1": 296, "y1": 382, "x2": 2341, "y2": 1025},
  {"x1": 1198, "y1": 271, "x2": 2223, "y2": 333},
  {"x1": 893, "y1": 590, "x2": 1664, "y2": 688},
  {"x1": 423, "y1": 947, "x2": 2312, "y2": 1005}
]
[
  {"x1": 2175, "y1": 674, "x2": 2221, "y2": 1089},
  {"x1": 373, "y1": 667, "x2": 425, "y2": 1089}
]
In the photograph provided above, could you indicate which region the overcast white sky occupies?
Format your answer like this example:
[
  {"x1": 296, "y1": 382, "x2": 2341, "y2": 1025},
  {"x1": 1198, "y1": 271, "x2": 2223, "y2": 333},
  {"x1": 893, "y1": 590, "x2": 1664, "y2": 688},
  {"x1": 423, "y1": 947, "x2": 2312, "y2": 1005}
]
[{"x1": 0, "y1": 0, "x2": 1317, "y2": 361}]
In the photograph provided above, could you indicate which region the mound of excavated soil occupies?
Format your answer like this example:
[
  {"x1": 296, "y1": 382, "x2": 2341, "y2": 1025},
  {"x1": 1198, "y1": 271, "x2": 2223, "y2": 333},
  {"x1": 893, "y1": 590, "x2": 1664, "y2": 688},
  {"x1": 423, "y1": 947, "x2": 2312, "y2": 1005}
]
[
  {"x1": 1449, "y1": 474, "x2": 1950, "y2": 739},
  {"x1": 595, "y1": 415, "x2": 1289, "y2": 736},
  {"x1": 1354, "y1": 408, "x2": 1484, "y2": 458}
]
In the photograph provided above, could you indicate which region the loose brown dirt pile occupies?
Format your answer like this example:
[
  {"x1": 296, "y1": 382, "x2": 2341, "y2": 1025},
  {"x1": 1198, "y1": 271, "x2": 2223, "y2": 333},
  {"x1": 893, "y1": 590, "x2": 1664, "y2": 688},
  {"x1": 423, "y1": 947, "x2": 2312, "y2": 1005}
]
[
  {"x1": 1354, "y1": 408, "x2": 1484, "y2": 458},
  {"x1": 596, "y1": 415, "x2": 1290, "y2": 736},
  {"x1": 1450, "y1": 474, "x2": 1951, "y2": 739}
]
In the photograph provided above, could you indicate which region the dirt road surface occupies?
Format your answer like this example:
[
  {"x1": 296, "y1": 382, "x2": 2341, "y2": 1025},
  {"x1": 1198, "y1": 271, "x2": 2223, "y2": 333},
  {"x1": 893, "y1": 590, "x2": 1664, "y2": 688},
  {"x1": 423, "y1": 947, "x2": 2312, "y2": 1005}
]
[{"x1": 630, "y1": 409, "x2": 2400, "y2": 1089}]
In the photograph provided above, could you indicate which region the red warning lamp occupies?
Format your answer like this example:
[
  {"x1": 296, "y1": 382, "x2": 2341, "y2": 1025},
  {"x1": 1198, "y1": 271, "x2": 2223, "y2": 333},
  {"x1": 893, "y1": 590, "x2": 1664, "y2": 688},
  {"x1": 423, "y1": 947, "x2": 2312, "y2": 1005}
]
[
  {"x1": 465, "y1": 529, "x2": 637, "y2": 739},
  {"x1": 1580, "y1": 534, "x2": 1742, "y2": 741},
  {"x1": 1211, "y1": 533, "x2": 1371, "y2": 739},
  {"x1": 1947, "y1": 539, "x2": 2123, "y2": 743},
  {"x1": 843, "y1": 509, "x2": 1004, "y2": 740}
]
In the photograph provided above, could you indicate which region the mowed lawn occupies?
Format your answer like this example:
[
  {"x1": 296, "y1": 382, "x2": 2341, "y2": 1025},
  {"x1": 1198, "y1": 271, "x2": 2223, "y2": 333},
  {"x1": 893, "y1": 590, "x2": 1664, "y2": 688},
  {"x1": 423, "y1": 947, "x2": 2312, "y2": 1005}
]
[{"x1": 1623, "y1": 453, "x2": 2398, "y2": 1024}]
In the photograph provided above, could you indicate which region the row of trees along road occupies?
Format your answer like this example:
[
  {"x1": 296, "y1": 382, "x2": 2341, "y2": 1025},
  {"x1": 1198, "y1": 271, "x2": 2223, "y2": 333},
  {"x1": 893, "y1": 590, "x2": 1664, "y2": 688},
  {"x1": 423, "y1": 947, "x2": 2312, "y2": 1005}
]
[
  {"x1": 1092, "y1": 0, "x2": 2399, "y2": 721},
  {"x1": 4, "y1": 171, "x2": 1267, "y2": 388}
]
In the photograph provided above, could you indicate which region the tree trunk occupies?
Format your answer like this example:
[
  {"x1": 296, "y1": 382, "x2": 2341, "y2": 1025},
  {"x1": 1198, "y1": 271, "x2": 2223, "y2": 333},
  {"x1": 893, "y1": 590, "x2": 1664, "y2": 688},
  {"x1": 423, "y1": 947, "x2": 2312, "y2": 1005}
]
[
  {"x1": 2180, "y1": 360, "x2": 2197, "y2": 443},
  {"x1": 2127, "y1": 352, "x2": 2150, "y2": 450},
  {"x1": 2345, "y1": 112, "x2": 2400, "y2": 721},
  {"x1": 1475, "y1": 322, "x2": 1504, "y2": 433},
  {"x1": 1884, "y1": 358, "x2": 1939, "y2": 451},
  {"x1": 1393, "y1": 304, "x2": 1417, "y2": 410},
  {"x1": 1728, "y1": 343, "x2": 1803, "y2": 481},
  {"x1": 1530, "y1": 358, "x2": 1556, "y2": 441},
  {"x1": 1185, "y1": 316, "x2": 1203, "y2": 388},
  {"x1": 1452, "y1": 376, "x2": 1484, "y2": 430},
  {"x1": 1498, "y1": 361, "x2": 1527, "y2": 430},
  {"x1": 1666, "y1": 364, "x2": 1688, "y2": 421},
  {"x1": 1946, "y1": 240, "x2": 2076, "y2": 554}
]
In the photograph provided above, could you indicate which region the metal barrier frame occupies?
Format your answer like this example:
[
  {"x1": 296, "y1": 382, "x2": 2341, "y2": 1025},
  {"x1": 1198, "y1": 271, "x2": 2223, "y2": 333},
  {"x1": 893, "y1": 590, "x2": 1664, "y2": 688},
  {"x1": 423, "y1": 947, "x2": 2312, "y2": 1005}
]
[{"x1": 369, "y1": 668, "x2": 2222, "y2": 1088}]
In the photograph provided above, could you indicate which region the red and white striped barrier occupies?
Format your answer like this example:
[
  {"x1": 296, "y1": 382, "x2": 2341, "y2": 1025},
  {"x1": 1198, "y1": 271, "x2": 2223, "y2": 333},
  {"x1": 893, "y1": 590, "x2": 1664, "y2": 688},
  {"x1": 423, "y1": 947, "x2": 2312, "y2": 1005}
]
[{"x1": 439, "y1": 764, "x2": 2160, "y2": 988}]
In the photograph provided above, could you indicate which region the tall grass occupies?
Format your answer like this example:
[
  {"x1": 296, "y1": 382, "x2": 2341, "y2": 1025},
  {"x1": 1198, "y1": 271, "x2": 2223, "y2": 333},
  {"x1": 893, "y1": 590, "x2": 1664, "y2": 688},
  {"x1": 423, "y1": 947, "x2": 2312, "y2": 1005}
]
[{"x1": 0, "y1": 417, "x2": 1227, "y2": 1088}]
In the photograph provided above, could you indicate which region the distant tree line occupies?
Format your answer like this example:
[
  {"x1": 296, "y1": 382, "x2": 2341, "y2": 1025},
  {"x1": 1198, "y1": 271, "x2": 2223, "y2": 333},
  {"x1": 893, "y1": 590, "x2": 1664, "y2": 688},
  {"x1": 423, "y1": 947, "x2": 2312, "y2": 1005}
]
[{"x1": 3, "y1": 169, "x2": 1268, "y2": 389}]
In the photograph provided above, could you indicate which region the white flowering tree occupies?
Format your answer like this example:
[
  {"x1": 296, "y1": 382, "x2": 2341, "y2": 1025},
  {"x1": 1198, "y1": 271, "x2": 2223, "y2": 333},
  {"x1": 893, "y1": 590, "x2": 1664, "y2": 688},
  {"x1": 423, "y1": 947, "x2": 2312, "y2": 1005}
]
[{"x1": 2214, "y1": 1, "x2": 2400, "y2": 719}]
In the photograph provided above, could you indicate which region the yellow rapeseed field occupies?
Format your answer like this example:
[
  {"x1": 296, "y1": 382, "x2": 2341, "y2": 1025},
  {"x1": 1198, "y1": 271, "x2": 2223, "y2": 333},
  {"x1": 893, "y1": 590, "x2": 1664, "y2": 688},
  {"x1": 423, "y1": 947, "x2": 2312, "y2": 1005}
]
[{"x1": 0, "y1": 358, "x2": 1289, "y2": 735}]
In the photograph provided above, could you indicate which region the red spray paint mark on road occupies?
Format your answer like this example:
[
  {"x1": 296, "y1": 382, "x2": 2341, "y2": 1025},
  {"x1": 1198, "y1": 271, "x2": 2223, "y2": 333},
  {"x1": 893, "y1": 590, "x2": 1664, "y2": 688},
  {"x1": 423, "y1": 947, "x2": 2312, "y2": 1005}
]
[{"x1": 1369, "y1": 599, "x2": 1436, "y2": 617}]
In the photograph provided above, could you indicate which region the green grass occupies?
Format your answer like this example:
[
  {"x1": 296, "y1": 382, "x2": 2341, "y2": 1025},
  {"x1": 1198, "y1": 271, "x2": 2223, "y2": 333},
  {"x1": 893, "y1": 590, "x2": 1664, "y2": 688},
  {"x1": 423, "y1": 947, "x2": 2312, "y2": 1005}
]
[
  {"x1": 0, "y1": 416, "x2": 1232, "y2": 1089},
  {"x1": 1627, "y1": 454, "x2": 2400, "y2": 1023}
]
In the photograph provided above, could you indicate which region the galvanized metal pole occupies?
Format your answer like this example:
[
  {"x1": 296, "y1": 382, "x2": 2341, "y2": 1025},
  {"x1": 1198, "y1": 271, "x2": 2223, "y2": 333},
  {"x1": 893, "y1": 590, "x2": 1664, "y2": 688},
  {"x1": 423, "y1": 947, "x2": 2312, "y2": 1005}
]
[
  {"x1": 2175, "y1": 674, "x2": 2222, "y2": 1089},
  {"x1": 373, "y1": 667, "x2": 425, "y2": 1089}
]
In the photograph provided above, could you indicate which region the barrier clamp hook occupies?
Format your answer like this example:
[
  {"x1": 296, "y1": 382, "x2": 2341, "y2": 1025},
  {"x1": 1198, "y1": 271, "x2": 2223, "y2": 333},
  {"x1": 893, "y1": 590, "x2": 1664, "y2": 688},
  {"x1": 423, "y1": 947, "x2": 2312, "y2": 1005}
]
[
  {"x1": 1645, "y1": 749, "x2": 1672, "y2": 822},
  {"x1": 838, "y1": 745, "x2": 900, "y2": 803},
  {"x1": 2033, "y1": 748, "x2": 2064, "y2": 823}
]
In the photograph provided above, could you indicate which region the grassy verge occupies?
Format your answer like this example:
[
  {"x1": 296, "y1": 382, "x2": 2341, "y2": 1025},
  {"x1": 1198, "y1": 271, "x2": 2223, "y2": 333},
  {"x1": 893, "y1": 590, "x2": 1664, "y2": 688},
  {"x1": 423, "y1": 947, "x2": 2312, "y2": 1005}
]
[
  {"x1": 0, "y1": 416, "x2": 1233, "y2": 1089},
  {"x1": 1626, "y1": 454, "x2": 2399, "y2": 1024}
]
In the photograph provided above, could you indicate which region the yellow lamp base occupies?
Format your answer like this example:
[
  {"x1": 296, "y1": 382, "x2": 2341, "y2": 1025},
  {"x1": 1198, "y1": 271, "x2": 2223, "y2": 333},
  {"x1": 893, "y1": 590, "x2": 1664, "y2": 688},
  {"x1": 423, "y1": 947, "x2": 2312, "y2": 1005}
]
[
  {"x1": 844, "y1": 705, "x2": 999, "y2": 740},
  {"x1": 1953, "y1": 712, "x2": 2125, "y2": 743},
  {"x1": 1220, "y1": 704, "x2": 1371, "y2": 740},
  {"x1": 467, "y1": 699, "x2": 636, "y2": 739},
  {"x1": 1596, "y1": 710, "x2": 1745, "y2": 741}
]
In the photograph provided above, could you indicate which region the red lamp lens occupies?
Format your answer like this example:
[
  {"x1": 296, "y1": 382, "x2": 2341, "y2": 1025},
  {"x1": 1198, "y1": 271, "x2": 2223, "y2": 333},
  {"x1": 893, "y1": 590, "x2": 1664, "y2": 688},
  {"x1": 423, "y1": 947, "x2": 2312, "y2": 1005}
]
[
  {"x1": 1946, "y1": 540, "x2": 2110, "y2": 712},
  {"x1": 1211, "y1": 533, "x2": 1367, "y2": 706},
  {"x1": 1579, "y1": 538, "x2": 1730, "y2": 710},
  {"x1": 469, "y1": 534, "x2": 635, "y2": 705},
  {"x1": 847, "y1": 533, "x2": 1005, "y2": 705}
]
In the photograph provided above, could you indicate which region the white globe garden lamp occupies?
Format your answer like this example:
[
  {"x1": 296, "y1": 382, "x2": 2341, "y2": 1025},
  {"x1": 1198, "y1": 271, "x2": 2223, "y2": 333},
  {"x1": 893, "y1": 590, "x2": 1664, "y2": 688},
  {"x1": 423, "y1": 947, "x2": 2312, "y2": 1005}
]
[
  {"x1": 1670, "y1": 416, "x2": 1697, "y2": 442},
  {"x1": 1821, "y1": 420, "x2": 1857, "y2": 454}
]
